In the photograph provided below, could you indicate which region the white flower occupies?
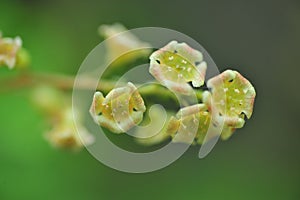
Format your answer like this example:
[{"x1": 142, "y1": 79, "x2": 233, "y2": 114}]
[{"x1": 0, "y1": 32, "x2": 22, "y2": 69}]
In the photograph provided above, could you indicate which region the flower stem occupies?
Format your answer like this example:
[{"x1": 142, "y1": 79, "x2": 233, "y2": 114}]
[
  {"x1": 0, "y1": 71, "x2": 114, "y2": 92},
  {"x1": 0, "y1": 71, "x2": 203, "y2": 104}
]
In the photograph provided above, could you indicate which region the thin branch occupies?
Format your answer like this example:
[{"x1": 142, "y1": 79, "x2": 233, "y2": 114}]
[
  {"x1": 0, "y1": 71, "x2": 115, "y2": 93},
  {"x1": 0, "y1": 71, "x2": 202, "y2": 106}
]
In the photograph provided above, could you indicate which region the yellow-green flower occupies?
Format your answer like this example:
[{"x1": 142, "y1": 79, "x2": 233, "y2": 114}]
[
  {"x1": 149, "y1": 41, "x2": 207, "y2": 95},
  {"x1": 165, "y1": 70, "x2": 256, "y2": 143},
  {"x1": 90, "y1": 82, "x2": 146, "y2": 133},
  {"x1": 166, "y1": 104, "x2": 214, "y2": 144},
  {"x1": 202, "y1": 70, "x2": 256, "y2": 139}
]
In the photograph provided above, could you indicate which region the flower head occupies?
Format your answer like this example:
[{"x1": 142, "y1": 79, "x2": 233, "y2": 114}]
[
  {"x1": 90, "y1": 82, "x2": 146, "y2": 133},
  {"x1": 149, "y1": 41, "x2": 207, "y2": 95},
  {"x1": 166, "y1": 104, "x2": 215, "y2": 144},
  {"x1": 0, "y1": 32, "x2": 22, "y2": 69},
  {"x1": 203, "y1": 70, "x2": 256, "y2": 139}
]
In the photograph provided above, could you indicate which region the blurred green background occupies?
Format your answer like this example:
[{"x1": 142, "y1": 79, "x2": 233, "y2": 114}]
[{"x1": 0, "y1": 0, "x2": 299, "y2": 199}]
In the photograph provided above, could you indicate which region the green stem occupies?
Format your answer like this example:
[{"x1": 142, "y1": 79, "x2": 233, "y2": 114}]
[
  {"x1": 0, "y1": 71, "x2": 114, "y2": 92},
  {"x1": 0, "y1": 71, "x2": 203, "y2": 105}
]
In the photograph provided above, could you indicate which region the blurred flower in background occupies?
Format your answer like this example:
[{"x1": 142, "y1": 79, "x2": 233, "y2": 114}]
[
  {"x1": 31, "y1": 85, "x2": 94, "y2": 150},
  {"x1": 0, "y1": 32, "x2": 22, "y2": 69}
]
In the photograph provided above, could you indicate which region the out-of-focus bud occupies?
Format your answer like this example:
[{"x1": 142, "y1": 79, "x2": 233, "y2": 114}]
[
  {"x1": 46, "y1": 108, "x2": 94, "y2": 150},
  {"x1": 98, "y1": 23, "x2": 151, "y2": 67},
  {"x1": 31, "y1": 85, "x2": 67, "y2": 116},
  {"x1": 90, "y1": 82, "x2": 146, "y2": 133},
  {"x1": 149, "y1": 41, "x2": 207, "y2": 95},
  {"x1": 31, "y1": 85, "x2": 94, "y2": 150},
  {"x1": 15, "y1": 47, "x2": 31, "y2": 69},
  {"x1": 0, "y1": 32, "x2": 22, "y2": 69}
]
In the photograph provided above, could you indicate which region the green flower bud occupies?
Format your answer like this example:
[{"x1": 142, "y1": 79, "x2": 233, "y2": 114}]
[{"x1": 98, "y1": 23, "x2": 151, "y2": 66}]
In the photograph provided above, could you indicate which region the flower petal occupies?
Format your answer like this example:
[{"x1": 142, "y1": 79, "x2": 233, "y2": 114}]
[
  {"x1": 202, "y1": 70, "x2": 256, "y2": 139},
  {"x1": 149, "y1": 41, "x2": 207, "y2": 95},
  {"x1": 165, "y1": 102, "x2": 244, "y2": 144},
  {"x1": 90, "y1": 82, "x2": 146, "y2": 133},
  {"x1": 0, "y1": 32, "x2": 22, "y2": 69},
  {"x1": 205, "y1": 70, "x2": 256, "y2": 119},
  {"x1": 166, "y1": 104, "x2": 211, "y2": 144}
]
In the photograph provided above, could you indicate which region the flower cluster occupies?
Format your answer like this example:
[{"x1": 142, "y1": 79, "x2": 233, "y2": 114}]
[
  {"x1": 0, "y1": 24, "x2": 256, "y2": 151},
  {"x1": 90, "y1": 31, "x2": 256, "y2": 145}
]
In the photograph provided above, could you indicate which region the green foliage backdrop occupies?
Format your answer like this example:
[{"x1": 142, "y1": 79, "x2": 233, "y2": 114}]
[{"x1": 0, "y1": 0, "x2": 299, "y2": 199}]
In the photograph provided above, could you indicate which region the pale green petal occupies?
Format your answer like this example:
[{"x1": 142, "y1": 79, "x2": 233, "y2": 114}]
[
  {"x1": 90, "y1": 82, "x2": 146, "y2": 133},
  {"x1": 202, "y1": 70, "x2": 256, "y2": 140},
  {"x1": 206, "y1": 70, "x2": 256, "y2": 119},
  {"x1": 149, "y1": 41, "x2": 207, "y2": 95},
  {"x1": 168, "y1": 104, "x2": 225, "y2": 145},
  {"x1": 166, "y1": 104, "x2": 212, "y2": 144}
]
